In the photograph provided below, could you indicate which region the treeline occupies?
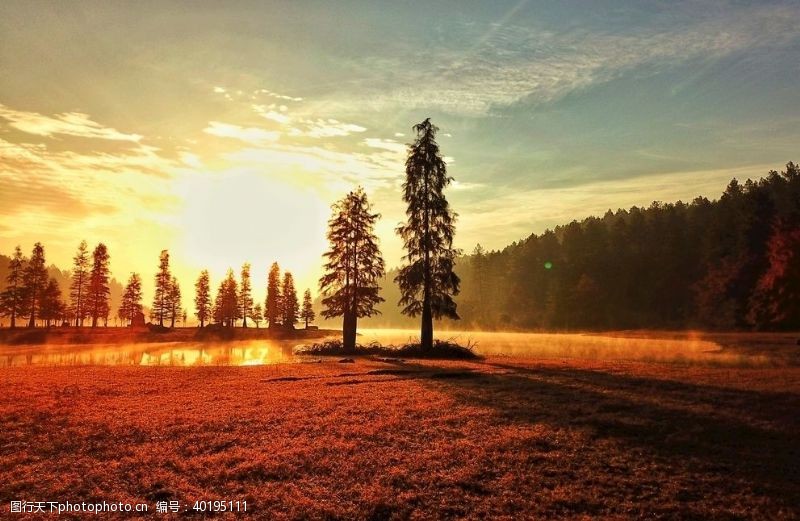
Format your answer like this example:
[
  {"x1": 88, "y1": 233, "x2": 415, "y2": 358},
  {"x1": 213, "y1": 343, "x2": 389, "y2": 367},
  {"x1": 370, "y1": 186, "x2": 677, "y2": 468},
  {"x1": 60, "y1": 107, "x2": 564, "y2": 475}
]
[
  {"x1": 0, "y1": 241, "x2": 316, "y2": 330},
  {"x1": 144, "y1": 256, "x2": 314, "y2": 330},
  {"x1": 353, "y1": 163, "x2": 800, "y2": 331},
  {"x1": 362, "y1": 162, "x2": 799, "y2": 331}
]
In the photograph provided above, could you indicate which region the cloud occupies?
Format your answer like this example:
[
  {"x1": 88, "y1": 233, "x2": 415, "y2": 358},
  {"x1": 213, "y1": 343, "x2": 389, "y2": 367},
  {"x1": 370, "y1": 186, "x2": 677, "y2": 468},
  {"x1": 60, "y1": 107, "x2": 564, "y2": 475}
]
[
  {"x1": 0, "y1": 104, "x2": 142, "y2": 142},
  {"x1": 252, "y1": 104, "x2": 291, "y2": 124},
  {"x1": 251, "y1": 103, "x2": 366, "y2": 138},
  {"x1": 0, "y1": 135, "x2": 183, "y2": 257},
  {"x1": 203, "y1": 121, "x2": 280, "y2": 144},
  {"x1": 224, "y1": 142, "x2": 402, "y2": 191},
  {"x1": 289, "y1": 119, "x2": 366, "y2": 138},
  {"x1": 258, "y1": 89, "x2": 303, "y2": 102},
  {"x1": 179, "y1": 151, "x2": 203, "y2": 168},
  {"x1": 363, "y1": 138, "x2": 406, "y2": 154},
  {"x1": 341, "y1": 4, "x2": 800, "y2": 116}
]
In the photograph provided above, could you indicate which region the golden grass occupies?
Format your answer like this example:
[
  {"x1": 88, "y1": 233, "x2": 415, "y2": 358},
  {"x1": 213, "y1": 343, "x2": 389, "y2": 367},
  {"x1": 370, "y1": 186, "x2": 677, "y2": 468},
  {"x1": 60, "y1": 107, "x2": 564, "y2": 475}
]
[{"x1": 1, "y1": 355, "x2": 798, "y2": 519}]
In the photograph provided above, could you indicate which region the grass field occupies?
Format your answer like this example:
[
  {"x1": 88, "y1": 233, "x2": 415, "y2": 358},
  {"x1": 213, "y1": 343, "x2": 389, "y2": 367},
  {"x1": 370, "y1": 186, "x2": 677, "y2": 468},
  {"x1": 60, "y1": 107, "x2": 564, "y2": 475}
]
[{"x1": 1, "y1": 336, "x2": 799, "y2": 520}]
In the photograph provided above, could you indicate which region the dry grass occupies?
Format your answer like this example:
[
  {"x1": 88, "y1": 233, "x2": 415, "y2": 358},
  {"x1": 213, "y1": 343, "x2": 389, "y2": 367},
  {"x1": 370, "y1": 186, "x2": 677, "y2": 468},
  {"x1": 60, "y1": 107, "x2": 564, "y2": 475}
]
[{"x1": 1, "y1": 354, "x2": 799, "y2": 520}]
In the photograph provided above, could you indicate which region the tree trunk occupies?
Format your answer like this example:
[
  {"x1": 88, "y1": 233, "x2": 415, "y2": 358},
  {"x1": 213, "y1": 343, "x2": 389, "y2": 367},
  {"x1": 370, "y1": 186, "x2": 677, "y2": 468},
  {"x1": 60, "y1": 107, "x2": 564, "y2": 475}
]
[
  {"x1": 421, "y1": 304, "x2": 433, "y2": 351},
  {"x1": 343, "y1": 311, "x2": 357, "y2": 353},
  {"x1": 28, "y1": 294, "x2": 36, "y2": 328}
]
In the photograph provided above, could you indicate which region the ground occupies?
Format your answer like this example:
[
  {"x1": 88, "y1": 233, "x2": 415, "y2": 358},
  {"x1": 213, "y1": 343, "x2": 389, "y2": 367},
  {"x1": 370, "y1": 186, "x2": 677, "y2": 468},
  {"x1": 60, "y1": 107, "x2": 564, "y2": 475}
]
[{"x1": 1, "y1": 349, "x2": 798, "y2": 519}]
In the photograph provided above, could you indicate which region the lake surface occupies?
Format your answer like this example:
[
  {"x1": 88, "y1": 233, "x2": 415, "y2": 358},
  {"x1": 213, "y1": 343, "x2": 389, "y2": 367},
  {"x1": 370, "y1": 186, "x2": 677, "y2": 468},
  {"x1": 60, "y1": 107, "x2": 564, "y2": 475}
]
[{"x1": 0, "y1": 329, "x2": 761, "y2": 367}]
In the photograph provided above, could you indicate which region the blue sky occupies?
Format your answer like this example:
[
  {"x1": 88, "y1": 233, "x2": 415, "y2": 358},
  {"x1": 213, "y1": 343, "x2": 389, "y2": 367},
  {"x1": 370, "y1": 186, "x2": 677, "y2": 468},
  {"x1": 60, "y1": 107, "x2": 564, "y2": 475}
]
[{"x1": 1, "y1": 0, "x2": 798, "y2": 294}]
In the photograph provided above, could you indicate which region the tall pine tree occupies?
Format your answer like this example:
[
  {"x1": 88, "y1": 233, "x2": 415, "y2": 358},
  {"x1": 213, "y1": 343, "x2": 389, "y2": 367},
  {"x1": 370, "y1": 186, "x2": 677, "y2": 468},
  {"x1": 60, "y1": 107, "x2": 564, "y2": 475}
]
[
  {"x1": 281, "y1": 271, "x2": 299, "y2": 329},
  {"x1": 24, "y1": 242, "x2": 48, "y2": 328},
  {"x1": 88, "y1": 243, "x2": 111, "y2": 327},
  {"x1": 239, "y1": 263, "x2": 253, "y2": 328},
  {"x1": 266, "y1": 262, "x2": 282, "y2": 328},
  {"x1": 0, "y1": 246, "x2": 26, "y2": 328},
  {"x1": 152, "y1": 250, "x2": 171, "y2": 326},
  {"x1": 396, "y1": 119, "x2": 460, "y2": 350},
  {"x1": 194, "y1": 270, "x2": 211, "y2": 328},
  {"x1": 69, "y1": 240, "x2": 90, "y2": 327}
]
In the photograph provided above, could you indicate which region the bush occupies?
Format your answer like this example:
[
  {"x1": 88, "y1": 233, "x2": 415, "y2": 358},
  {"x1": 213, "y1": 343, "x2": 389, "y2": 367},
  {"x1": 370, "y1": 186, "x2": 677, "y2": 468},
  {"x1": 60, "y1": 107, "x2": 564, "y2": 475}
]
[{"x1": 295, "y1": 339, "x2": 480, "y2": 360}]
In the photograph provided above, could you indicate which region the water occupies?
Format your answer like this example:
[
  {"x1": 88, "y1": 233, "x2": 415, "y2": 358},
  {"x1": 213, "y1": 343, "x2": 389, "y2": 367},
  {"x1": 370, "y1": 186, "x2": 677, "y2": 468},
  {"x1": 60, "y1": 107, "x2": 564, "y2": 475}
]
[
  {"x1": 0, "y1": 340, "x2": 302, "y2": 367},
  {"x1": 0, "y1": 329, "x2": 765, "y2": 367}
]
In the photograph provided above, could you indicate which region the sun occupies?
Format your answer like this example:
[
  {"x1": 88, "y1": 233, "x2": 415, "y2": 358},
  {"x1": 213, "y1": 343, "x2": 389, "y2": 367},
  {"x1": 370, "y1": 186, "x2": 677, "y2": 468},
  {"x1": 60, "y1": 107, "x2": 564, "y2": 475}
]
[{"x1": 173, "y1": 168, "x2": 329, "y2": 290}]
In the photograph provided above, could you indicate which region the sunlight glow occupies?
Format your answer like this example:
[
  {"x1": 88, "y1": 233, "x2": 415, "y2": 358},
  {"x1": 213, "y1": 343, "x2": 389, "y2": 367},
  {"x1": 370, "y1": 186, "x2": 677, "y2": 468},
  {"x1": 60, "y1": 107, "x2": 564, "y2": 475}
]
[{"x1": 173, "y1": 169, "x2": 329, "y2": 291}]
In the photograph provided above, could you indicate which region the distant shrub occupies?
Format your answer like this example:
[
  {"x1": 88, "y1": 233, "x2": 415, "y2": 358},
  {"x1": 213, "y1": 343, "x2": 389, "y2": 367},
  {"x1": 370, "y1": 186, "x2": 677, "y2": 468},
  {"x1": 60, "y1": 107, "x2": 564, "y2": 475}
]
[
  {"x1": 147, "y1": 324, "x2": 171, "y2": 334},
  {"x1": 295, "y1": 339, "x2": 480, "y2": 360}
]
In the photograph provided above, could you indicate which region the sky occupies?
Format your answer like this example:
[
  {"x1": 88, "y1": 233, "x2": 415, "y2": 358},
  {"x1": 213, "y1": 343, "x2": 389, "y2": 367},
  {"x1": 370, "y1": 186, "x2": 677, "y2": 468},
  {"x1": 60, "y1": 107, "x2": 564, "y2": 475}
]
[{"x1": 1, "y1": 0, "x2": 799, "y2": 302}]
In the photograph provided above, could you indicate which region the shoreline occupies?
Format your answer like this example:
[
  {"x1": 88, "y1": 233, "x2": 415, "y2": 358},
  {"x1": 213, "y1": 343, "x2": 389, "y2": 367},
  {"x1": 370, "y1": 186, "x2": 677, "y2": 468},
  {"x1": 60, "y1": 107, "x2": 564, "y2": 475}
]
[{"x1": 0, "y1": 326, "x2": 339, "y2": 346}]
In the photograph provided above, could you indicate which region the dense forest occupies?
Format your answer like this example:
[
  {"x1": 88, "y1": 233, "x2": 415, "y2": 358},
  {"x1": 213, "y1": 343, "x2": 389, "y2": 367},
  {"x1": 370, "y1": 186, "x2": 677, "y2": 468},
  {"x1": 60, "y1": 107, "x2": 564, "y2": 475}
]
[{"x1": 358, "y1": 162, "x2": 800, "y2": 331}]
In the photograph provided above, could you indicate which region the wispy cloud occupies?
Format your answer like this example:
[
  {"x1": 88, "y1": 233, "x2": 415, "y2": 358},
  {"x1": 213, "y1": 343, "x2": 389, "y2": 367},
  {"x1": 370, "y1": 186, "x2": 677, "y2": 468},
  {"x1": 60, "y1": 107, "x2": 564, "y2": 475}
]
[
  {"x1": 254, "y1": 105, "x2": 291, "y2": 124},
  {"x1": 203, "y1": 121, "x2": 280, "y2": 144},
  {"x1": 0, "y1": 104, "x2": 142, "y2": 141},
  {"x1": 289, "y1": 119, "x2": 367, "y2": 138},
  {"x1": 344, "y1": 4, "x2": 800, "y2": 116},
  {"x1": 257, "y1": 89, "x2": 303, "y2": 102},
  {"x1": 363, "y1": 137, "x2": 406, "y2": 154}
]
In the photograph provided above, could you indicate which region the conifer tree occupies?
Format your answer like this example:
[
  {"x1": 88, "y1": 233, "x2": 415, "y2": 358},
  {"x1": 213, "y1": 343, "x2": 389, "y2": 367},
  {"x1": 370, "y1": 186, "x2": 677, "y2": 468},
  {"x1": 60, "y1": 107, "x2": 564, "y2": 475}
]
[
  {"x1": 69, "y1": 240, "x2": 90, "y2": 327},
  {"x1": 24, "y1": 242, "x2": 48, "y2": 328},
  {"x1": 471, "y1": 243, "x2": 487, "y2": 324},
  {"x1": 167, "y1": 276, "x2": 182, "y2": 328},
  {"x1": 281, "y1": 271, "x2": 299, "y2": 329},
  {"x1": 266, "y1": 262, "x2": 282, "y2": 328},
  {"x1": 319, "y1": 188, "x2": 385, "y2": 351},
  {"x1": 396, "y1": 118, "x2": 460, "y2": 350},
  {"x1": 118, "y1": 273, "x2": 143, "y2": 326},
  {"x1": 88, "y1": 243, "x2": 111, "y2": 327},
  {"x1": 252, "y1": 303, "x2": 263, "y2": 329},
  {"x1": 194, "y1": 270, "x2": 211, "y2": 328},
  {"x1": 239, "y1": 263, "x2": 253, "y2": 328},
  {"x1": 0, "y1": 246, "x2": 26, "y2": 328},
  {"x1": 301, "y1": 289, "x2": 315, "y2": 329},
  {"x1": 151, "y1": 250, "x2": 171, "y2": 326},
  {"x1": 40, "y1": 278, "x2": 65, "y2": 327},
  {"x1": 214, "y1": 269, "x2": 239, "y2": 327}
]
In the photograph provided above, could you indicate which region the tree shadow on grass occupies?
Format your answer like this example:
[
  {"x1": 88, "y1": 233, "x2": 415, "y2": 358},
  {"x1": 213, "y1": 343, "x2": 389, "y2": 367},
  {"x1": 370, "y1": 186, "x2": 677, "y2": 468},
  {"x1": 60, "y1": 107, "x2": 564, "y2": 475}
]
[{"x1": 418, "y1": 362, "x2": 800, "y2": 513}]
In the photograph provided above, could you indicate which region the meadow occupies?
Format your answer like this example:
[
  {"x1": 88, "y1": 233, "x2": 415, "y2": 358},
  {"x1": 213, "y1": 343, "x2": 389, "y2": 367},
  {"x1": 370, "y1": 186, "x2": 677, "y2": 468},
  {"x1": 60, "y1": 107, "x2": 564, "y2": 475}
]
[{"x1": 1, "y1": 331, "x2": 798, "y2": 519}]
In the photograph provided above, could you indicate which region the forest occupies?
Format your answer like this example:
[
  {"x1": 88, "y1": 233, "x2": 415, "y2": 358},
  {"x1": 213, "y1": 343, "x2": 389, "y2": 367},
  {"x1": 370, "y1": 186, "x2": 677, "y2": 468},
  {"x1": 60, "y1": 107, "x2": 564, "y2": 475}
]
[
  {"x1": 2, "y1": 160, "x2": 798, "y2": 333},
  {"x1": 363, "y1": 162, "x2": 800, "y2": 331}
]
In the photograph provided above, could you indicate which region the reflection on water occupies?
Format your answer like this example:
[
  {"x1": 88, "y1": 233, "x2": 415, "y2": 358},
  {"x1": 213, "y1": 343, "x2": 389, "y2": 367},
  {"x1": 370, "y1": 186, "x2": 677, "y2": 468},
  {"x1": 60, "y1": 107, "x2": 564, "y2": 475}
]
[
  {"x1": 0, "y1": 340, "x2": 303, "y2": 367},
  {"x1": 0, "y1": 329, "x2": 767, "y2": 367}
]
